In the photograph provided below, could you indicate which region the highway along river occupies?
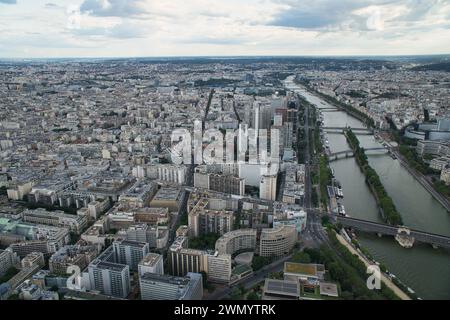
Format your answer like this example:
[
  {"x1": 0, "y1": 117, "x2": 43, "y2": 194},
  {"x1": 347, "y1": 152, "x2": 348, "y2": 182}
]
[{"x1": 285, "y1": 76, "x2": 450, "y2": 300}]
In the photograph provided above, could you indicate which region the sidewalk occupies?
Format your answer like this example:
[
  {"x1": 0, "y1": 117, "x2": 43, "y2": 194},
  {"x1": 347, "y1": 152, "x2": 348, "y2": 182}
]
[{"x1": 335, "y1": 233, "x2": 411, "y2": 300}]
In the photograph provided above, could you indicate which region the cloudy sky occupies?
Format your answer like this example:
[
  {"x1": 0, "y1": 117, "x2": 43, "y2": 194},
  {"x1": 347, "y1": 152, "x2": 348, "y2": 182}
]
[{"x1": 1, "y1": 0, "x2": 449, "y2": 58}]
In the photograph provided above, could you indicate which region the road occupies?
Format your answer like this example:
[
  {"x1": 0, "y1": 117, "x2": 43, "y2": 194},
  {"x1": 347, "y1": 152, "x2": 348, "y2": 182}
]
[
  {"x1": 167, "y1": 164, "x2": 194, "y2": 246},
  {"x1": 207, "y1": 254, "x2": 293, "y2": 300},
  {"x1": 297, "y1": 93, "x2": 330, "y2": 248},
  {"x1": 334, "y1": 232, "x2": 411, "y2": 300}
]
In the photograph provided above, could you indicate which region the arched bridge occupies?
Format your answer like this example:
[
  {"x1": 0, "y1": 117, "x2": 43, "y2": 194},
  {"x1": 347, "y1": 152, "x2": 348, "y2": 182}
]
[{"x1": 333, "y1": 215, "x2": 450, "y2": 249}]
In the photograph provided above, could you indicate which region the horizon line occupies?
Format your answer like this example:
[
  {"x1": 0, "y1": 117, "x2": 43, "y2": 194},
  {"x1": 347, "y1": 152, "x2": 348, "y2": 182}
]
[{"x1": 1, "y1": 53, "x2": 450, "y2": 61}]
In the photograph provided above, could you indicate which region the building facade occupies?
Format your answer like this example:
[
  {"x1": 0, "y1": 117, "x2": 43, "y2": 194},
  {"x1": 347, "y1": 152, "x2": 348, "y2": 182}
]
[
  {"x1": 113, "y1": 240, "x2": 149, "y2": 272},
  {"x1": 259, "y1": 225, "x2": 296, "y2": 258},
  {"x1": 260, "y1": 175, "x2": 277, "y2": 201},
  {"x1": 215, "y1": 229, "x2": 257, "y2": 256},
  {"x1": 87, "y1": 246, "x2": 131, "y2": 298},
  {"x1": 139, "y1": 272, "x2": 203, "y2": 300},
  {"x1": 138, "y1": 253, "x2": 164, "y2": 277}
]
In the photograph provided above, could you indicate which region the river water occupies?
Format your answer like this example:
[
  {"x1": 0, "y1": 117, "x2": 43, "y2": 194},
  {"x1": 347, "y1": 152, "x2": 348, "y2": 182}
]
[{"x1": 285, "y1": 76, "x2": 450, "y2": 300}]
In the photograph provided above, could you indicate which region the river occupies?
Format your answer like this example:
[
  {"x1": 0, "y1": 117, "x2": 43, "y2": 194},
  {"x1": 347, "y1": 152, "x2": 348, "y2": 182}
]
[{"x1": 285, "y1": 76, "x2": 450, "y2": 300}]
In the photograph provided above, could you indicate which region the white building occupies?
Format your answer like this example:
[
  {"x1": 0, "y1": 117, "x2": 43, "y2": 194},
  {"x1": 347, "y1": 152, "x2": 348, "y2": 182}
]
[
  {"x1": 207, "y1": 252, "x2": 232, "y2": 283},
  {"x1": 273, "y1": 205, "x2": 307, "y2": 233},
  {"x1": 157, "y1": 164, "x2": 187, "y2": 185},
  {"x1": 215, "y1": 229, "x2": 257, "y2": 256},
  {"x1": 260, "y1": 175, "x2": 277, "y2": 201},
  {"x1": 259, "y1": 225, "x2": 296, "y2": 258},
  {"x1": 7, "y1": 181, "x2": 33, "y2": 201},
  {"x1": 87, "y1": 247, "x2": 131, "y2": 299},
  {"x1": 138, "y1": 253, "x2": 164, "y2": 277},
  {"x1": 139, "y1": 272, "x2": 203, "y2": 300},
  {"x1": 88, "y1": 260, "x2": 130, "y2": 299},
  {"x1": 113, "y1": 240, "x2": 150, "y2": 272},
  {"x1": 0, "y1": 249, "x2": 19, "y2": 277},
  {"x1": 441, "y1": 167, "x2": 450, "y2": 185}
]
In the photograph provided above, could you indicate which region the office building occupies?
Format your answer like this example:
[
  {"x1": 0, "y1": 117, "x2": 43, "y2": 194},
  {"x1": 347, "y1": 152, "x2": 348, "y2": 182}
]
[
  {"x1": 22, "y1": 208, "x2": 88, "y2": 234},
  {"x1": 262, "y1": 279, "x2": 300, "y2": 300},
  {"x1": 139, "y1": 272, "x2": 203, "y2": 300},
  {"x1": 0, "y1": 249, "x2": 19, "y2": 277},
  {"x1": 209, "y1": 174, "x2": 245, "y2": 196},
  {"x1": 113, "y1": 240, "x2": 149, "y2": 272},
  {"x1": 416, "y1": 140, "x2": 450, "y2": 157},
  {"x1": 194, "y1": 170, "x2": 245, "y2": 196},
  {"x1": 87, "y1": 246, "x2": 131, "y2": 299},
  {"x1": 21, "y1": 252, "x2": 45, "y2": 269},
  {"x1": 150, "y1": 187, "x2": 182, "y2": 213},
  {"x1": 188, "y1": 195, "x2": 235, "y2": 238},
  {"x1": 118, "y1": 180, "x2": 158, "y2": 208},
  {"x1": 168, "y1": 246, "x2": 207, "y2": 277},
  {"x1": 88, "y1": 260, "x2": 130, "y2": 299},
  {"x1": 124, "y1": 224, "x2": 148, "y2": 243},
  {"x1": 168, "y1": 236, "x2": 232, "y2": 283},
  {"x1": 206, "y1": 252, "x2": 232, "y2": 283},
  {"x1": 9, "y1": 241, "x2": 50, "y2": 258},
  {"x1": 157, "y1": 164, "x2": 187, "y2": 185},
  {"x1": 259, "y1": 225, "x2": 296, "y2": 258},
  {"x1": 215, "y1": 229, "x2": 257, "y2": 256},
  {"x1": 260, "y1": 175, "x2": 277, "y2": 201},
  {"x1": 138, "y1": 253, "x2": 164, "y2": 277}
]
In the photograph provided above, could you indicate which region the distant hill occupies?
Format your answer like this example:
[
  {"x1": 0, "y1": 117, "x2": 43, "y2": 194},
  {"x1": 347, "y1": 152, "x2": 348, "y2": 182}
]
[{"x1": 411, "y1": 62, "x2": 450, "y2": 72}]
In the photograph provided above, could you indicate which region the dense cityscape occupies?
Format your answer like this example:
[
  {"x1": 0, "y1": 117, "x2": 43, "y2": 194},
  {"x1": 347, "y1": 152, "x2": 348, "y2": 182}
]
[
  {"x1": 0, "y1": 55, "x2": 449, "y2": 302},
  {"x1": 1, "y1": 0, "x2": 450, "y2": 310}
]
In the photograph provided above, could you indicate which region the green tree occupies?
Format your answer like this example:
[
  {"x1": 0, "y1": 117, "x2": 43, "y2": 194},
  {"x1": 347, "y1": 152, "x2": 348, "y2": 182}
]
[
  {"x1": 252, "y1": 256, "x2": 271, "y2": 271},
  {"x1": 229, "y1": 287, "x2": 242, "y2": 300},
  {"x1": 247, "y1": 291, "x2": 260, "y2": 300},
  {"x1": 291, "y1": 251, "x2": 311, "y2": 264}
]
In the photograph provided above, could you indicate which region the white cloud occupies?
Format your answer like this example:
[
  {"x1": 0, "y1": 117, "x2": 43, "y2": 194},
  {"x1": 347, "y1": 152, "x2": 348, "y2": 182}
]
[{"x1": 0, "y1": 0, "x2": 449, "y2": 58}]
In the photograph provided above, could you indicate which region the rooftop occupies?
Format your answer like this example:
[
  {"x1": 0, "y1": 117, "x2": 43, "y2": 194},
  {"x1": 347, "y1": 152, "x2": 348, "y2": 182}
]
[
  {"x1": 319, "y1": 282, "x2": 339, "y2": 297},
  {"x1": 95, "y1": 260, "x2": 128, "y2": 272},
  {"x1": 284, "y1": 262, "x2": 319, "y2": 276},
  {"x1": 139, "y1": 253, "x2": 162, "y2": 267},
  {"x1": 140, "y1": 272, "x2": 190, "y2": 286},
  {"x1": 264, "y1": 279, "x2": 299, "y2": 297},
  {"x1": 115, "y1": 239, "x2": 148, "y2": 248}
]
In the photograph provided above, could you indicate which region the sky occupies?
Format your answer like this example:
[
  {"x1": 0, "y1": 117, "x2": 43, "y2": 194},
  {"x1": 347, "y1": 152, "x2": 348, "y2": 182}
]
[{"x1": 0, "y1": 0, "x2": 449, "y2": 58}]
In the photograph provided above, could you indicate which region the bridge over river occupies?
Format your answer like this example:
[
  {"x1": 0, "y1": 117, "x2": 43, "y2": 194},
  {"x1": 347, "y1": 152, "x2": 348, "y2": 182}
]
[
  {"x1": 322, "y1": 126, "x2": 374, "y2": 134},
  {"x1": 333, "y1": 215, "x2": 450, "y2": 249},
  {"x1": 328, "y1": 147, "x2": 389, "y2": 162}
]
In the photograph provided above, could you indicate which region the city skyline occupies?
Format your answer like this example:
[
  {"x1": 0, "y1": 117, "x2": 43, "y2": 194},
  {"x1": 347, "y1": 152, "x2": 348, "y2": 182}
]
[
  {"x1": 1, "y1": 0, "x2": 450, "y2": 58},
  {"x1": 0, "y1": 0, "x2": 449, "y2": 305}
]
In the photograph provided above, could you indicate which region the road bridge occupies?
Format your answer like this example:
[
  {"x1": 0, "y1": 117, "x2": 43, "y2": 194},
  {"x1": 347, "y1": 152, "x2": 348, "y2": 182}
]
[
  {"x1": 334, "y1": 215, "x2": 450, "y2": 249},
  {"x1": 322, "y1": 126, "x2": 373, "y2": 135},
  {"x1": 328, "y1": 147, "x2": 389, "y2": 162},
  {"x1": 319, "y1": 108, "x2": 340, "y2": 112}
]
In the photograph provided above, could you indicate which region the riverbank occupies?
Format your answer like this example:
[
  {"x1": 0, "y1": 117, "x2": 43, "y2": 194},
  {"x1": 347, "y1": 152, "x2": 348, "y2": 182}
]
[
  {"x1": 285, "y1": 76, "x2": 450, "y2": 299},
  {"x1": 392, "y1": 148, "x2": 450, "y2": 213},
  {"x1": 334, "y1": 232, "x2": 411, "y2": 300},
  {"x1": 345, "y1": 129, "x2": 403, "y2": 225},
  {"x1": 295, "y1": 77, "x2": 448, "y2": 210},
  {"x1": 294, "y1": 78, "x2": 375, "y2": 128}
]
